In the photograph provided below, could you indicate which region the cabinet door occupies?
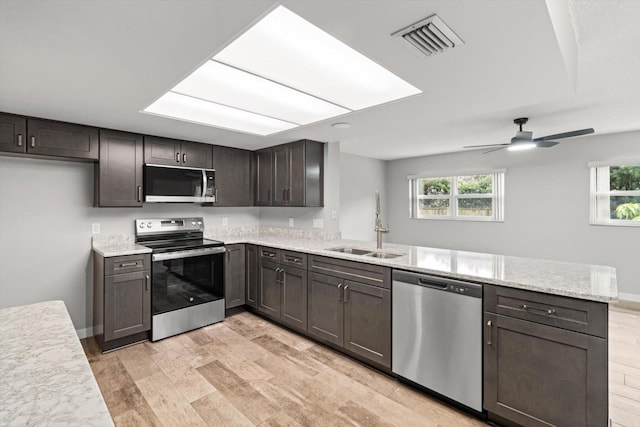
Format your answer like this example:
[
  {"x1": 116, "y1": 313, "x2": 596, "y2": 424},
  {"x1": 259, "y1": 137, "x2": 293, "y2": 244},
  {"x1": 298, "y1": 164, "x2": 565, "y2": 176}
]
[
  {"x1": 288, "y1": 140, "x2": 306, "y2": 206},
  {"x1": 211, "y1": 146, "x2": 252, "y2": 206},
  {"x1": 104, "y1": 271, "x2": 151, "y2": 341},
  {"x1": 245, "y1": 245, "x2": 258, "y2": 309},
  {"x1": 254, "y1": 148, "x2": 273, "y2": 205},
  {"x1": 484, "y1": 313, "x2": 608, "y2": 427},
  {"x1": 280, "y1": 266, "x2": 308, "y2": 332},
  {"x1": 343, "y1": 280, "x2": 391, "y2": 368},
  {"x1": 27, "y1": 118, "x2": 99, "y2": 160},
  {"x1": 96, "y1": 129, "x2": 143, "y2": 207},
  {"x1": 258, "y1": 260, "x2": 281, "y2": 318},
  {"x1": 307, "y1": 272, "x2": 344, "y2": 346},
  {"x1": 144, "y1": 135, "x2": 181, "y2": 166},
  {"x1": 181, "y1": 141, "x2": 212, "y2": 169},
  {"x1": 225, "y1": 244, "x2": 246, "y2": 309},
  {"x1": 0, "y1": 113, "x2": 27, "y2": 154},
  {"x1": 273, "y1": 144, "x2": 290, "y2": 205}
]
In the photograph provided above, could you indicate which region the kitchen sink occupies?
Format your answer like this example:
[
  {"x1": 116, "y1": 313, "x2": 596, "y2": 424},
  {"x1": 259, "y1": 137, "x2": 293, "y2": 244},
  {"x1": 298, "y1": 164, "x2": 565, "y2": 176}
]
[
  {"x1": 364, "y1": 252, "x2": 403, "y2": 259},
  {"x1": 328, "y1": 247, "x2": 403, "y2": 259},
  {"x1": 327, "y1": 247, "x2": 372, "y2": 255}
]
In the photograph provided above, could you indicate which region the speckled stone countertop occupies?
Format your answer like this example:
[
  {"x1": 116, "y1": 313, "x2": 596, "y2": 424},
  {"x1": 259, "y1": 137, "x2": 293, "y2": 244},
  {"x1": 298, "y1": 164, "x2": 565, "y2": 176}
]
[
  {"x1": 92, "y1": 235, "x2": 152, "y2": 257},
  {"x1": 0, "y1": 301, "x2": 113, "y2": 426},
  {"x1": 217, "y1": 235, "x2": 618, "y2": 303},
  {"x1": 91, "y1": 228, "x2": 617, "y2": 302}
]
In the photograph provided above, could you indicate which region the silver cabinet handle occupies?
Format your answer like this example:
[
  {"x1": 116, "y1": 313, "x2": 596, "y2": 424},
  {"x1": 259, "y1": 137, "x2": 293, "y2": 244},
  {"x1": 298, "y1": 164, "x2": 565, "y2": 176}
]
[
  {"x1": 17, "y1": 134, "x2": 23, "y2": 147},
  {"x1": 285, "y1": 256, "x2": 301, "y2": 264},
  {"x1": 344, "y1": 285, "x2": 350, "y2": 303},
  {"x1": 175, "y1": 152, "x2": 180, "y2": 163},
  {"x1": 183, "y1": 153, "x2": 187, "y2": 163},
  {"x1": 226, "y1": 249, "x2": 230, "y2": 263},
  {"x1": 263, "y1": 251, "x2": 276, "y2": 258},
  {"x1": 487, "y1": 320, "x2": 492, "y2": 346},
  {"x1": 286, "y1": 188, "x2": 290, "y2": 201},
  {"x1": 282, "y1": 188, "x2": 287, "y2": 201},
  {"x1": 338, "y1": 283, "x2": 343, "y2": 302},
  {"x1": 520, "y1": 303, "x2": 556, "y2": 316},
  {"x1": 137, "y1": 185, "x2": 142, "y2": 203},
  {"x1": 119, "y1": 262, "x2": 138, "y2": 267},
  {"x1": 281, "y1": 269, "x2": 286, "y2": 285},
  {"x1": 145, "y1": 274, "x2": 150, "y2": 291},
  {"x1": 30, "y1": 136, "x2": 36, "y2": 148},
  {"x1": 214, "y1": 188, "x2": 218, "y2": 202}
]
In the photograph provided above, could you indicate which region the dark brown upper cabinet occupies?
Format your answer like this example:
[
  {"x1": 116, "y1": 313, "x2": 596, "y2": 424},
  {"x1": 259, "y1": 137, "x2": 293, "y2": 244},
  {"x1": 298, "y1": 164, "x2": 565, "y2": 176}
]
[
  {"x1": 144, "y1": 135, "x2": 212, "y2": 169},
  {"x1": 0, "y1": 113, "x2": 99, "y2": 160},
  {"x1": 0, "y1": 113, "x2": 27, "y2": 153},
  {"x1": 210, "y1": 145, "x2": 253, "y2": 206},
  {"x1": 254, "y1": 139, "x2": 324, "y2": 207},
  {"x1": 95, "y1": 129, "x2": 144, "y2": 207}
]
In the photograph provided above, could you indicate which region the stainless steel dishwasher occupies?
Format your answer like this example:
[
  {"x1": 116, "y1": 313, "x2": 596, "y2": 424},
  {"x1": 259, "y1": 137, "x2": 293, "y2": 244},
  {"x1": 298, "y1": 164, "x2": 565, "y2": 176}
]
[{"x1": 392, "y1": 270, "x2": 482, "y2": 412}]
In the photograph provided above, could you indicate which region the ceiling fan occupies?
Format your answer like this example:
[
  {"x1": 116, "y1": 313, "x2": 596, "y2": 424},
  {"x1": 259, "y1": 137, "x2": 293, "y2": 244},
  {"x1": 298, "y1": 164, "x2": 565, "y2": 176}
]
[{"x1": 464, "y1": 118, "x2": 595, "y2": 154}]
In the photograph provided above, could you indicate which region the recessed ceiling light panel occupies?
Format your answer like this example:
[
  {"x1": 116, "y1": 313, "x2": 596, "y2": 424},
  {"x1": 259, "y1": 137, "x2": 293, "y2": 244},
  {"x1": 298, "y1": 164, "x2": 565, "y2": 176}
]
[
  {"x1": 215, "y1": 6, "x2": 421, "y2": 111},
  {"x1": 142, "y1": 5, "x2": 421, "y2": 135},
  {"x1": 145, "y1": 92, "x2": 298, "y2": 136}
]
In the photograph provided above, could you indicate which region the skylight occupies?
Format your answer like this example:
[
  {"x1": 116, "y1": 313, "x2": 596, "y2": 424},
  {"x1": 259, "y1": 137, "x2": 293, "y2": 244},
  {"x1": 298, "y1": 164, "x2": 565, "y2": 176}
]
[{"x1": 143, "y1": 5, "x2": 422, "y2": 136}]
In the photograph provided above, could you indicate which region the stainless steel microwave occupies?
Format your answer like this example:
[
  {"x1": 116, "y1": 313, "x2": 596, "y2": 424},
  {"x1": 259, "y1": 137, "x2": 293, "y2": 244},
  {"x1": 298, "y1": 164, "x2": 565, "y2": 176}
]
[{"x1": 144, "y1": 164, "x2": 215, "y2": 203}]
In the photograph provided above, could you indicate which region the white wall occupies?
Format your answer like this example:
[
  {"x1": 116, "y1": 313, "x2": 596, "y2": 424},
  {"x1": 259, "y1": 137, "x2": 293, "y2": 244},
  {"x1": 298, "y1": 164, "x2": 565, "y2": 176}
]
[
  {"x1": 385, "y1": 131, "x2": 640, "y2": 298},
  {"x1": 340, "y1": 152, "x2": 387, "y2": 241},
  {"x1": 0, "y1": 157, "x2": 260, "y2": 335},
  {"x1": 259, "y1": 141, "x2": 341, "y2": 232}
]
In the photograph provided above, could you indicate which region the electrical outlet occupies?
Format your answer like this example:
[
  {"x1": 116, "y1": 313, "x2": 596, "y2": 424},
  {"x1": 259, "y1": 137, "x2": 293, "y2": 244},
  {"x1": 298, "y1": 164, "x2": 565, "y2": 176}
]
[
  {"x1": 91, "y1": 223, "x2": 101, "y2": 234},
  {"x1": 289, "y1": 217, "x2": 294, "y2": 227},
  {"x1": 313, "y1": 219, "x2": 324, "y2": 229},
  {"x1": 222, "y1": 217, "x2": 228, "y2": 226},
  {"x1": 331, "y1": 210, "x2": 338, "y2": 220}
]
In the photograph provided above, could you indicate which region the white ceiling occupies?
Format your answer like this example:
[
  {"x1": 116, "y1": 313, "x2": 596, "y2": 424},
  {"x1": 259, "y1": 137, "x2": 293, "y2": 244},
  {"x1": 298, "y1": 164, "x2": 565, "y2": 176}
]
[{"x1": 1, "y1": 0, "x2": 639, "y2": 160}]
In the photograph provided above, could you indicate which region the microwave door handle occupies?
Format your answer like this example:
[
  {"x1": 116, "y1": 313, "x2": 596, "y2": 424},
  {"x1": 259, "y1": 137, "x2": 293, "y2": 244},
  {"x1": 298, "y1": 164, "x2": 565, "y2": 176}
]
[{"x1": 202, "y1": 170, "x2": 208, "y2": 198}]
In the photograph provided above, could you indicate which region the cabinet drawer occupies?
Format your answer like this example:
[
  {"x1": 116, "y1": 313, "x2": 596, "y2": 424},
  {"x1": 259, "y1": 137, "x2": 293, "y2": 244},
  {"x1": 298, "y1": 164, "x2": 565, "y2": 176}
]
[
  {"x1": 259, "y1": 247, "x2": 280, "y2": 262},
  {"x1": 484, "y1": 285, "x2": 607, "y2": 338},
  {"x1": 105, "y1": 254, "x2": 150, "y2": 276},
  {"x1": 309, "y1": 255, "x2": 390, "y2": 289},
  {"x1": 281, "y1": 251, "x2": 307, "y2": 269}
]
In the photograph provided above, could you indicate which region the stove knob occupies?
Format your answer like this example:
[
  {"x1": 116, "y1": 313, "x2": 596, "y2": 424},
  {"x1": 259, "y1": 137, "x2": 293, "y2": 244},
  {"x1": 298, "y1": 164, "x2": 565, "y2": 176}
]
[
  {"x1": 147, "y1": 222, "x2": 153, "y2": 228},
  {"x1": 138, "y1": 223, "x2": 144, "y2": 229},
  {"x1": 192, "y1": 221, "x2": 196, "y2": 226},
  {"x1": 197, "y1": 221, "x2": 202, "y2": 225}
]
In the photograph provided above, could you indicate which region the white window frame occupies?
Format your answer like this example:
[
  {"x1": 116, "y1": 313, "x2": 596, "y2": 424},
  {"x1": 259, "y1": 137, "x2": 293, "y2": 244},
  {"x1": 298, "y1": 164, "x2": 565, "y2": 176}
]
[
  {"x1": 408, "y1": 169, "x2": 505, "y2": 222},
  {"x1": 589, "y1": 159, "x2": 640, "y2": 227}
]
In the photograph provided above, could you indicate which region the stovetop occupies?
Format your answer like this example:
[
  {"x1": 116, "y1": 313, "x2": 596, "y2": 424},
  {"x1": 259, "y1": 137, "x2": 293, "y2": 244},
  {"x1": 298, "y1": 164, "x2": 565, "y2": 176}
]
[{"x1": 140, "y1": 238, "x2": 224, "y2": 254}]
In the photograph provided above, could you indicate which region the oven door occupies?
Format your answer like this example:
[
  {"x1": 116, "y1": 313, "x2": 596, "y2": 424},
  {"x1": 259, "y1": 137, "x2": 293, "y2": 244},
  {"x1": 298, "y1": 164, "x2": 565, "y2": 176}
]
[
  {"x1": 144, "y1": 164, "x2": 215, "y2": 203},
  {"x1": 151, "y1": 247, "x2": 225, "y2": 316}
]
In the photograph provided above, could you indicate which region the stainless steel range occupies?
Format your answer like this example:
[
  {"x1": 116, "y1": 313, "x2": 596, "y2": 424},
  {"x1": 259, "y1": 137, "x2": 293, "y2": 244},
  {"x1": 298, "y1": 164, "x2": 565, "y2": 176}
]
[{"x1": 135, "y1": 217, "x2": 225, "y2": 341}]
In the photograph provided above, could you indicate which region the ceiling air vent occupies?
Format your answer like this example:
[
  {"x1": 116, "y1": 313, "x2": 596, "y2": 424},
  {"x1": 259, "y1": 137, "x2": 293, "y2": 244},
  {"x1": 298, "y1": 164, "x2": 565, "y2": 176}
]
[{"x1": 392, "y1": 14, "x2": 464, "y2": 58}]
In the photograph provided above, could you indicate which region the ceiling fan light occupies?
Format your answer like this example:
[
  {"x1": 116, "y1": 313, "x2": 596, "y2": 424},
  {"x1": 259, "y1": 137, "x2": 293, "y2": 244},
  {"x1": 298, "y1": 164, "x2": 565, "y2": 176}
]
[{"x1": 507, "y1": 142, "x2": 536, "y2": 151}]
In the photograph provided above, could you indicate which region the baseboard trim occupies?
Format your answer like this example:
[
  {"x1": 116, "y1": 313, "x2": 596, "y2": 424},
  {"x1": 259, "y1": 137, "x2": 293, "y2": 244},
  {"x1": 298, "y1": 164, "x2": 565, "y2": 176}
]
[
  {"x1": 76, "y1": 327, "x2": 93, "y2": 339},
  {"x1": 618, "y1": 292, "x2": 640, "y2": 303}
]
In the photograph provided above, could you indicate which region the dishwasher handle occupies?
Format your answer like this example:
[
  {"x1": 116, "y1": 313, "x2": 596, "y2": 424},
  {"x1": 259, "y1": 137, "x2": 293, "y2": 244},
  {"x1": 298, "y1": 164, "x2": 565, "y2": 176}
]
[
  {"x1": 393, "y1": 270, "x2": 482, "y2": 298},
  {"x1": 418, "y1": 278, "x2": 448, "y2": 290}
]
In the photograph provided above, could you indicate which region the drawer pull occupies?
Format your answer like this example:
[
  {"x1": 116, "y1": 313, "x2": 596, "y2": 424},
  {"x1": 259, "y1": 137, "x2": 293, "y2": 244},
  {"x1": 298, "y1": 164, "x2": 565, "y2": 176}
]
[
  {"x1": 17, "y1": 134, "x2": 23, "y2": 147},
  {"x1": 487, "y1": 320, "x2": 493, "y2": 346},
  {"x1": 263, "y1": 251, "x2": 276, "y2": 258},
  {"x1": 119, "y1": 262, "x2": 138, "y2": 268},
  {"x1": 176, "y1": 152, "x2": 180, "y2": 163},
  {"x1": 30, "y1": 136, "x2": 36, "y2": 148},
  {"x1": 285, "y1": 256, "x2": 301, "y2": 264},
  {"x1": 521, "y1": 303, "x2": 556, "y2": 316}
]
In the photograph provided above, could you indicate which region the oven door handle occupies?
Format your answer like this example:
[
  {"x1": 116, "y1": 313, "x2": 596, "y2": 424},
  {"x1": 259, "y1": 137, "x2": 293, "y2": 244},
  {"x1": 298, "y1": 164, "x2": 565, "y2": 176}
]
[{"x1": 152, "y1": 246, "x2": 226, "y2": 261}]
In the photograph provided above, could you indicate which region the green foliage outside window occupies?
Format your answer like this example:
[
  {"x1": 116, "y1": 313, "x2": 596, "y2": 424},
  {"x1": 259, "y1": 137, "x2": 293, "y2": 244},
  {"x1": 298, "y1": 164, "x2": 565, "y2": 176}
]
[{"x1": 608, "y1": 165, "x2": 640, "y2": 220}]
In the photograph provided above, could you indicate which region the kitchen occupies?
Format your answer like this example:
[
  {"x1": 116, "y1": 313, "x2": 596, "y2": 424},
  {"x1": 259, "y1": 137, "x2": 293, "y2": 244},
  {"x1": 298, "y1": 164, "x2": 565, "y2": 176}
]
[{"x1": 0, "y1": 1, "x2": 639, "y2": 426}]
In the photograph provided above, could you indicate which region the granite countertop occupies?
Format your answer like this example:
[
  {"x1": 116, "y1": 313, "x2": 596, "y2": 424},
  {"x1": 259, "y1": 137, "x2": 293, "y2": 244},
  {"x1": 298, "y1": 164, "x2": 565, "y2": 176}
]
[
  {"x1": 218, "y1": 235, "x2": 618, "y2": 303},
  {"x1": 91, "y1": 230, "x2": 617, "y2": 302},
  {"x1": 92, "y1": 236, "x2": 152, "y2": 257},
  {"x1": 0, "y1": 301, "x2": 113, "y2": 426}
]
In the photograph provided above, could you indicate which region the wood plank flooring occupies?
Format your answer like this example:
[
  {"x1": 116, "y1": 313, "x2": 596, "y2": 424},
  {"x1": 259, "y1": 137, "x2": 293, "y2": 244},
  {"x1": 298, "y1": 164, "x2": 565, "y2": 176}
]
[{"x1": 82, "y1": 304, "x2": 640, "y2": 427}]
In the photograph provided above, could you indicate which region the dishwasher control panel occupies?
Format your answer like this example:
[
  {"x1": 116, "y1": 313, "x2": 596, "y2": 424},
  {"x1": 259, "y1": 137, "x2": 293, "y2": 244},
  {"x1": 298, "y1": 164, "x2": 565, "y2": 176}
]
[{"x1": 392, "y1": 270, "x2": 483, "y2": 299}]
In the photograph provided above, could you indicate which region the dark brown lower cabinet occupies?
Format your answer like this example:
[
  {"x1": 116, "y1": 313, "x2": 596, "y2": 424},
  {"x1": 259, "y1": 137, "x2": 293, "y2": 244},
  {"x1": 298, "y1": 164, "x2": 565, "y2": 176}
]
[
  {"x1": 307, "y1": 271, "x2": 391, "y2": 370},
  {"x1": 245, "y1": 245, "x2": 258, "y2": 309},
  {"x1": 484, "y1": 285, "x2": 608, "y2": 427},
  {"x1": 258, "y1": 257, "x2": 307, "y2": 333},
  {"x1": 225, "y1": 244, "x2": 246, "y2": 309},
  {"x1": 94, "y1": 253, "x2": 151, "y2": 352}
]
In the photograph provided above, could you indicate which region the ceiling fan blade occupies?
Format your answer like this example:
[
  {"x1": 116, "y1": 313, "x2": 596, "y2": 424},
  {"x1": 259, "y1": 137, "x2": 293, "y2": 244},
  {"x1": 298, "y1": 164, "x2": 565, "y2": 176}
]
[
  {"x1": 536, "y1": 140, "x2": 559, "y2": 148},
  {"x1": 483, "y1": 146, "x2": 508, "y2": 154},
  {"x1": 533, "y1": 128, "x2": 594, "y2": 141},
  {"x1": 464, "y1": 143, "x2": 510, "y2": 148}
]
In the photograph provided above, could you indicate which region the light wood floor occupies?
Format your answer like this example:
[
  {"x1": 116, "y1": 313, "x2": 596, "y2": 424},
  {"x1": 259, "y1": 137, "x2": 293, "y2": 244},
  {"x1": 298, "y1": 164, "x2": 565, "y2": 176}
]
[{"x1": 82, "y1": 304, "x2": 640, "y2": 427}]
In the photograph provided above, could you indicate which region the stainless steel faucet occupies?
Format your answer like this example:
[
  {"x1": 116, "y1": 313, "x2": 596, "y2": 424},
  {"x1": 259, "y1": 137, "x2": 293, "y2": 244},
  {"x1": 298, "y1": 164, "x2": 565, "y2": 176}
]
[{"x1": 374, "y1": 191, "x2": 389, "y2": 250}]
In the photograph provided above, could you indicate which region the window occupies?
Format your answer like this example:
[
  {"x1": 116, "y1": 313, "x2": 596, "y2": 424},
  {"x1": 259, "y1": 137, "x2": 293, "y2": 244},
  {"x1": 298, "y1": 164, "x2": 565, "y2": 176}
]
[
  {"x1": 409, "y1": 170, "x2": 505, "y2": 221},
  {"x1": 590, "y1": 161, "x2": 640, "y2": 226}
]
